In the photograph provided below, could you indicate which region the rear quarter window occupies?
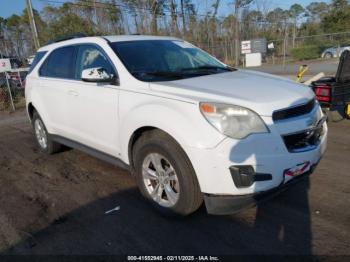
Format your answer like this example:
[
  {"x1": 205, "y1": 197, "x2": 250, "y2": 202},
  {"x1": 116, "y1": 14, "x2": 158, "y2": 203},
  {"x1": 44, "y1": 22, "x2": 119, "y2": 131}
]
[
  {"x1": 39, "y1": 46, "x2": 77, "y2": 79},
  {"x1": 28, "y1": 51, "x2": 47, "y2": 73}
]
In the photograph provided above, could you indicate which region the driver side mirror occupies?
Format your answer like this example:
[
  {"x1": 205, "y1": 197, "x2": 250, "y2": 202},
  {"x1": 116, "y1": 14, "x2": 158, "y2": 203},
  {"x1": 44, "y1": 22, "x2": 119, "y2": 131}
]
[{"x1": 81, "y1": 67, "x2": 117, "y2": 84}]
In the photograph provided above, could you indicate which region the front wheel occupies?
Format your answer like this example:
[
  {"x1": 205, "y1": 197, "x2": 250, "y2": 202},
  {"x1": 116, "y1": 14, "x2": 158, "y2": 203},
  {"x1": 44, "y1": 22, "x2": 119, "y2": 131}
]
[{"x1": 133, "y1": 130, "x2": 203, "y2": 216}]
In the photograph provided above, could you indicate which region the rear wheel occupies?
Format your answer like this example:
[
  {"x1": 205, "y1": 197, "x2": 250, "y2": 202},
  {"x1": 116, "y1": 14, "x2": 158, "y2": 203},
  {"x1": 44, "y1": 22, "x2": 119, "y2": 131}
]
[
  {"x1": 32, "y1": 112, "x2": 62, "y2": 154},
  {"x1": 133, "y1": 130, "x2": 203, "y2": 216},
  {"x1": 324, "y1": 52, "x2": 333, "y2": 59}
]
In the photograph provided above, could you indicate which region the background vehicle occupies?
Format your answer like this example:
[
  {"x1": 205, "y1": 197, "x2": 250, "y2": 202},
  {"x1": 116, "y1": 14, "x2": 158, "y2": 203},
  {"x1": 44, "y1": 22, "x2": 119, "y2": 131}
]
[{"x1": 321, "y1": 45, "x2": 350, "y2": 59}]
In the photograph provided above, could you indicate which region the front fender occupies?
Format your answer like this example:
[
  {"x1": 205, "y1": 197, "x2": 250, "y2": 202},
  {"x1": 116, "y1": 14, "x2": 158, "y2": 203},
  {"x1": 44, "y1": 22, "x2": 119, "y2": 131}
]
[{"x1": 118, "y1": 92, "x2": 225, "y2": 164}]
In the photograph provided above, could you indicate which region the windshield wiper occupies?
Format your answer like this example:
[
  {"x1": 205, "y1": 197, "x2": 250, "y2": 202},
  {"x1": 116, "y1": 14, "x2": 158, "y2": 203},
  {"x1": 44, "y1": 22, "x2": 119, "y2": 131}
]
[
  {"x1": 181, "y1": 65, "x2": 235, "y2": 72},
  {"x1": 133, "y1": 71, "x2": 186, "y2": 79},
  {"x1": 131, "y1": 67, "x2": 234, "y2": 82}
]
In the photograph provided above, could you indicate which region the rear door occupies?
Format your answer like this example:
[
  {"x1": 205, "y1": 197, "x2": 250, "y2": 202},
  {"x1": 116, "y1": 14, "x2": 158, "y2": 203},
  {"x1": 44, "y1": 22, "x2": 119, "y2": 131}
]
[
  {"x1": 38, "y1": 45, "x2": 78, "y2": 137},
  {"x1": 65, "y1": 44, "x2": 120, "y2": 156}
]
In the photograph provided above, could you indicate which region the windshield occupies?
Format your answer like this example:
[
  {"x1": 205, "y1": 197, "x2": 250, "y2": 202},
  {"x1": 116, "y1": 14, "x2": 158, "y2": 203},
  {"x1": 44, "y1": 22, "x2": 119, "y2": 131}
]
[{"x1": 110, "y1": 40, "x2": 235, "y2": 82}]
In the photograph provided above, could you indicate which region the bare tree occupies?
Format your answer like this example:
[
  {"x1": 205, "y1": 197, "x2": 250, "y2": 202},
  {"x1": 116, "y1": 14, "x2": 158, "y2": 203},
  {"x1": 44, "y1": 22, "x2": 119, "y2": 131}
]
[
  {"x1": 180, "y1": 0, "x2": 186, "y2": 36},
  {"x1": 212, "y1": 0, "x2": 221, "y2": 18},
  {"x1": 234, "y1": 0, "x2": 253, "y2": 66},
  {"x1": 169, "y1": 0, "x2": 179, "y2": 35}
]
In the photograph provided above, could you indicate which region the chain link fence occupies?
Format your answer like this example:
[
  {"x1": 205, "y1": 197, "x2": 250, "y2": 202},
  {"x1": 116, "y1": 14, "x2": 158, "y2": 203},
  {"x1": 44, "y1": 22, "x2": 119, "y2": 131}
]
[
  {"x1": 266, "y1": 31, "x2": 350, "y2": 64},
  {"x1": 193, "y1": 31, "x2": 350, "y2": 67},
  {"x1": 0, "y1": 70, "x2": 27, "y2": 111}
]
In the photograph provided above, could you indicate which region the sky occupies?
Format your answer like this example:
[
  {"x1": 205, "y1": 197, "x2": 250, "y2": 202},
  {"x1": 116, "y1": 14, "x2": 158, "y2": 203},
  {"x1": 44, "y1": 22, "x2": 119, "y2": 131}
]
[{"x1": 0, "y1": 0, "x2": 331, "y2": 19}]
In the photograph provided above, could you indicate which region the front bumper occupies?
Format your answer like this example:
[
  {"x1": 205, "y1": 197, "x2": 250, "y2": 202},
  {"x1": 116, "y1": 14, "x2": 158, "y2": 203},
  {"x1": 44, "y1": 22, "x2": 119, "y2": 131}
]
[
  {"x1": 204, "y1": 162, "x2": 319, "y2": 215},
  {"x1": 184, "y1": 106, "x2": 327, "y2": 196}
]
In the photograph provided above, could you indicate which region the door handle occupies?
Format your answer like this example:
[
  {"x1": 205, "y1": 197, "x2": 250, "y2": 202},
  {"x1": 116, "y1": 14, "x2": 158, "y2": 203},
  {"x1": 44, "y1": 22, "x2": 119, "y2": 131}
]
[{"x1": 68, "y1": 89, "x2": 79, "y2": 96}]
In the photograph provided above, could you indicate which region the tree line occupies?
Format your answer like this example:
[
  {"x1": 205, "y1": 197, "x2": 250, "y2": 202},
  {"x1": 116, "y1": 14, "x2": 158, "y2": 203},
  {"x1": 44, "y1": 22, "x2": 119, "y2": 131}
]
[{"x1": 1, "y1": 0, "x2": 350, "y2": 64}]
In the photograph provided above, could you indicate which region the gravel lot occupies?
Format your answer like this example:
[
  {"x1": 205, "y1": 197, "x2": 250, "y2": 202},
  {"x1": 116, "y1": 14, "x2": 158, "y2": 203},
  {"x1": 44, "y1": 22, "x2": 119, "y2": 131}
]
[{"x1": 0, "y1": 109, "x2": 349, "y2": 255}]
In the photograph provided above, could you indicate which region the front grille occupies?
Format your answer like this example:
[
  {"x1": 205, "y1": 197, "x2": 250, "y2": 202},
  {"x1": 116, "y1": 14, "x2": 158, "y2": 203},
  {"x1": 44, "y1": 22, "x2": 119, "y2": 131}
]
[
  {"x1": 282, "y1": 120, "x2": 325, "y2": 153},
  {"x1": 273, "y1": 99, "x2": 315, "y2": 121}
]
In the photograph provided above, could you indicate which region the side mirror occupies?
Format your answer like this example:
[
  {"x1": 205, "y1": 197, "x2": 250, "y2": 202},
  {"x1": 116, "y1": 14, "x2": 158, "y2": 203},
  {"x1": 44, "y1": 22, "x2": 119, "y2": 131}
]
[{"x1": 81, "y1": 67, "x2": 115, "y2": 83}]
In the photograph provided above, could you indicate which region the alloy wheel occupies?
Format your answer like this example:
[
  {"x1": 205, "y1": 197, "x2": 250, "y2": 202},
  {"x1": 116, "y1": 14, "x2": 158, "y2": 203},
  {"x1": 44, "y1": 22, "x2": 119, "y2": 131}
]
[
  {"x1": 34, "y1": 119, "x2": 48, "y2": 149},
  {"x1": 142, "y1": 153, "x2": 180, "y2": 207}
]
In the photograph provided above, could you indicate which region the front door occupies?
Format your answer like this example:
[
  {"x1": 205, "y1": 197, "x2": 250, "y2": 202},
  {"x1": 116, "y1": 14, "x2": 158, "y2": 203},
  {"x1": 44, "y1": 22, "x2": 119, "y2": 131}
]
[{"x1": 66, "y1": 44, "x2": 120, "y2": 156}]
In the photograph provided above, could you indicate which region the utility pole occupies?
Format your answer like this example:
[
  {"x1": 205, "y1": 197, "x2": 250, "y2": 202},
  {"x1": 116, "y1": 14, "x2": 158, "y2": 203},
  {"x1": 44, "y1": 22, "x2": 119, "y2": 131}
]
[
  {"x1": 26, "y1": 0, "x2": 40, "y2": 50},
  {"x1": 234, "y1": 0, "x2": 240, "y2": 67}
]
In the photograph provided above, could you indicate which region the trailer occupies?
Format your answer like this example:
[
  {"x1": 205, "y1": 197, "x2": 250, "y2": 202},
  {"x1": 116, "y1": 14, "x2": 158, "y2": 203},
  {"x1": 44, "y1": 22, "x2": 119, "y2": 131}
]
[{"x1": 311, "y1": 50, "x2": 350, "y2": 121}]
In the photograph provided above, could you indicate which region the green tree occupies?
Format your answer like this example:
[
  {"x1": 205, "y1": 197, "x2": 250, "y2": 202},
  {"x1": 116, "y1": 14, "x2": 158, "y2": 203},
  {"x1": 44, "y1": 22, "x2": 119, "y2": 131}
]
[
  {"x1": 321, "y1": 0, "x2": 350, "y2": 33},
  {"x1": 332, "y1": 0, "x2": 348, "y2": 10},
  {"x1": 43, "y1": 3, "x2": 94, "y2": 40},
  {"x1": 306, "y1": 2, "x2": 329, "y2": 22},
  {"x1": 6, "y1": 15, "x2": 24, "y2": 57}
]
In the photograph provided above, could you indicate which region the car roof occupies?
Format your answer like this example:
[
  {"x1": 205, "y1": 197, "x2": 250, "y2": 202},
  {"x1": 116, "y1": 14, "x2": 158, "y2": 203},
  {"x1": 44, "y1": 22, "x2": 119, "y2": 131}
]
[{"x1": 38, "y1": 35, "x2": 182, "y2": 52}]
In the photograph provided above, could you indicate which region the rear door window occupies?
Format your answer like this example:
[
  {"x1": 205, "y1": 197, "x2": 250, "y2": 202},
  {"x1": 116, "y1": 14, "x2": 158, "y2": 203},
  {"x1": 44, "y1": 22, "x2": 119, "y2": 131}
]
[
  {"x1": 28, "y1": 51, "x2": 47, "y2": 73},
  {"x1": 39, "y1": 46, "x2": 77, "y2": 79}
]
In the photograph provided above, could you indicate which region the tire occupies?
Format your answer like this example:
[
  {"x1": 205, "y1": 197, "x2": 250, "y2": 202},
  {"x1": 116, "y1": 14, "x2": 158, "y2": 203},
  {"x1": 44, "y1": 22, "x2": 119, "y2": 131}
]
[
  {"x1": 324, "y1": 52, "x2": 333, "y2": 59},
  {"x1": 133, "y1": 130, "x2": 203, "y2": 216},
  {"x1": 32, "y1": 111, "x2": 62, "y2": 154}
]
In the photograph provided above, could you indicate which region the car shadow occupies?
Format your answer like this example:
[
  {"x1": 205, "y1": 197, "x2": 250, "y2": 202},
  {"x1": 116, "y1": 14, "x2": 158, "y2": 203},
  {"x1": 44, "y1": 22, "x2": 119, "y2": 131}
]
[
  {"x1": 3, "y1": 180, "x2": 313, "y2": 255},
  {"x1": 224, "y1": 101, "x2": 315, "y2": 255},
  {"x1": 2, "y1": 98, "x2": 315, "y2": 255},
  {"x1": 253, "y1": 176, "x2": 312, "y2": 254}
]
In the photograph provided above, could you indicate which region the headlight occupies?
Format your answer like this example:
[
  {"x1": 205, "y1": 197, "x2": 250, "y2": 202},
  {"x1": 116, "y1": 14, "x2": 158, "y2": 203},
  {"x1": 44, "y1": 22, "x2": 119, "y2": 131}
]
[{"x1": 199, "y1": 102, "x2": 269, "y2": 139}]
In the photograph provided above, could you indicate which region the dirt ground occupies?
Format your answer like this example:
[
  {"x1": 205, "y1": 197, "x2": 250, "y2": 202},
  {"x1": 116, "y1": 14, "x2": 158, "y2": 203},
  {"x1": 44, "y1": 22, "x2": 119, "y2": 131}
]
[{"x1": 0, "y1": 109, "x2": 349, "y2": 255}]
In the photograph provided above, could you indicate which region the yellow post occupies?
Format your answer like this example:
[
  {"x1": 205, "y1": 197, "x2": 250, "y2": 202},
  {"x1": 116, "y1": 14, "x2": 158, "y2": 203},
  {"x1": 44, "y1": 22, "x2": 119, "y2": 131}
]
[
  {"x1": 345, "y1": 104, "x2": 350, "y2": 119},
  {"x1": 296, "y1": 65, "x2": 309, "y2": 83}
]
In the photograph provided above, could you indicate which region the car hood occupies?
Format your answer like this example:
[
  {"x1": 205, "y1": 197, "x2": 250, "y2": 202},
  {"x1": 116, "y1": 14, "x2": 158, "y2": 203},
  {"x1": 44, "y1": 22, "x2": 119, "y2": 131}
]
[{"x1": 150, "y1": 69, "x2": 315, "y2": 116}]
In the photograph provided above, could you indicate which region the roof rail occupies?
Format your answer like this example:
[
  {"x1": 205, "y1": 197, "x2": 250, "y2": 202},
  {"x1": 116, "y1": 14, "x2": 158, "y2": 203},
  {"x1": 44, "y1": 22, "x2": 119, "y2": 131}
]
[
  {"x1": 100, "y1": 36, "x2": 111, "y2": 44},
  {"x1": 46, "y1": 33, "x2": 88, "y2": 45}
]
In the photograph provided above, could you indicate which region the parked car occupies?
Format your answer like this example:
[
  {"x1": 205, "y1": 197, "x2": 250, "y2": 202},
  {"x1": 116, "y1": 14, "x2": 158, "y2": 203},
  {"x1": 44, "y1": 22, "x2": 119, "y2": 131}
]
[
  {"x1": 25, "y1": 35, "x2": 328, "y2": 216},
  {"x1": 321, "y1": 45, "x2": 350, "y2": 59}
]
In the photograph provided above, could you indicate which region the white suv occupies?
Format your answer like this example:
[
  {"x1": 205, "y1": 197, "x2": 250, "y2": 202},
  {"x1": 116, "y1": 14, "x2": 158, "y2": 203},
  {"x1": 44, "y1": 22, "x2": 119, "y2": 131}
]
[{"x1": 25, "y1": 35, "x2": 327, "y2": 216}]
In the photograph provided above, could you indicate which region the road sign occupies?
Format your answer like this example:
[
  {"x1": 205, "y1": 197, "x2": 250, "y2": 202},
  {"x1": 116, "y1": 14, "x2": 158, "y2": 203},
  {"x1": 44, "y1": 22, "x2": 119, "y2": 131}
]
[
  {"x1": 251, "y1": 38, "x2": 267, "y2": 54},
  {"x1": 268, "y1": 42, "x2": 275, "y2": 49},
  {"x1": 241, "y1": 40, "x2": 251, "y2": 54},
  {"x1": 242, "y1": 38, "x2": 267, "y2": 55},
  {"x1": 0, "y1": 59, "x2": 11, "y2": 72}
]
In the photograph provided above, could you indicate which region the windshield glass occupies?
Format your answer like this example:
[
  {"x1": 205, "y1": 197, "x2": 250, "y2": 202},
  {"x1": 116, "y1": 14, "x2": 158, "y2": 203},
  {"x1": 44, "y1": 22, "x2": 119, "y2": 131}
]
[{"x1": 110, "y1": 40, "x2": 235, "y2": 82}]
